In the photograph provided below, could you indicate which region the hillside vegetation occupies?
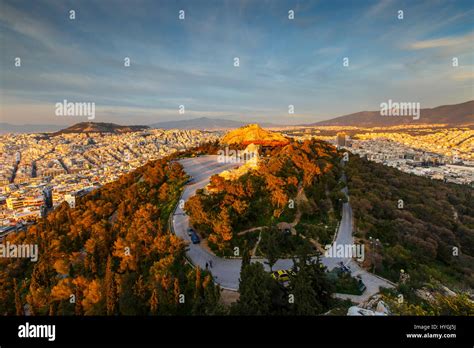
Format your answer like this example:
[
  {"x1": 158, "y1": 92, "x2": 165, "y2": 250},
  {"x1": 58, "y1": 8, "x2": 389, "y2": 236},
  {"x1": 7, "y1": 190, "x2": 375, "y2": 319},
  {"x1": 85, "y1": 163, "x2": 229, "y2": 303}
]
[
  {"x1": 0, "y1": 151, "x2": 222, "y2": 315},
  {"x1": 185, "y1": 139, "x2": 345, "y2": 255},
  {"x1": 347, "y1": 155, "x2": 474, "y2": 290}
]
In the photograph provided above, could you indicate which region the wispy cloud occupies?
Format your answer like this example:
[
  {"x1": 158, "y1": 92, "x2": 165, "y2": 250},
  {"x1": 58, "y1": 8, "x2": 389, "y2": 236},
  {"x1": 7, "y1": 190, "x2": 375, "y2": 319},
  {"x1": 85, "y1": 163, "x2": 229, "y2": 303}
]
[
  {"x1": 1, "y1": 0, "x2": 473, "y2": 125},
  {"x1": 365, "y1": 0, "x2": 395, "y2": 17},
  {"x1": 407, "y1": 32, "x2": 474, "y2": 50}
]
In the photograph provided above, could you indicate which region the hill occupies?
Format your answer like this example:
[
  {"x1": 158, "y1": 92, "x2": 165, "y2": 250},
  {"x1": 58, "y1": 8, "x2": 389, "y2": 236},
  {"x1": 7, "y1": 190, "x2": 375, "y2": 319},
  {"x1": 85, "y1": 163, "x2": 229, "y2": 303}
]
[
  {"x1": 54, "y1": 122, "x2": 149, "y2": 135},
  {"x1": 310, "y1": 100, "x2": 474, "y2": 127},
  {"x1": 150, "y1": 117, "x2": 278, "y2": 130},
  {"x1": 0, "y1": 150, "x2": 222, "y2": 315},
  {"x1": 221, "y1": 124, "x2": 290, "y2": 146},
  {"x1": 346, "y1": 155, "x2": 474, "y2": 289},
  {"x1": 186, "y1": 139, "x2": 342, "y2": 255}
]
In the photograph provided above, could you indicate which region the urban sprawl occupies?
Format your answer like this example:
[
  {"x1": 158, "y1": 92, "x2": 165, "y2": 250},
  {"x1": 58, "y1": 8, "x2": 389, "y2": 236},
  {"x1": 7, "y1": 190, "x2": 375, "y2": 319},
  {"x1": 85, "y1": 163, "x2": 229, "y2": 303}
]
[{"x1": 1, "y1": 126, "x2": 472, "y2": 237}]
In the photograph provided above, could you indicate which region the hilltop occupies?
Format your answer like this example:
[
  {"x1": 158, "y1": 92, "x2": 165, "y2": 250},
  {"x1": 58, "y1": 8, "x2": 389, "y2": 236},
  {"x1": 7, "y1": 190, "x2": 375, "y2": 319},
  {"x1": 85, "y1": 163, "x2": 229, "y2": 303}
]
[
  {"x1": 186, "y1": 138, "x2": 342, "y2": 255},
  {"x1": 150, "y1": 117, "x2": 279, "y2": 130},
  {"x1": 221, "y1": 124, "x2": 290, "y2": 146},
  {"x1": 54, "y1": 122, "x2": 149, "y2": 135}
]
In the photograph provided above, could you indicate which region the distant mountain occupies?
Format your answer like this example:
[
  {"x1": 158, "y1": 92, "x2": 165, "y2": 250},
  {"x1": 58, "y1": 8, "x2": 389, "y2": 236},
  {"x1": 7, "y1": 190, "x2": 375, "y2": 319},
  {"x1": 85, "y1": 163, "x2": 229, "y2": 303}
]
[
  {"x1": 150, "y1": 117, "x2": 277, "y2": 130},
  {"x1": 0, "y1": 123, "x2": 63, "y2": 134},
  {"x1": 54, "y1": 122, "x2": 149, "y2": 135},
  {"x1": 221, "y1": 124, "x2": 290, "y2": 146},
  {"x1": 310, "y1": 100, "x2": 474, "y2": 127}
]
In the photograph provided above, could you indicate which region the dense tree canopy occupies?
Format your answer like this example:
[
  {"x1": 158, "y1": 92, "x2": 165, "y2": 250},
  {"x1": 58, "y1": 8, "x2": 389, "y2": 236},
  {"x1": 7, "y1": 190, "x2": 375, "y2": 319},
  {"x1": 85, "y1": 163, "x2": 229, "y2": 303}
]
[
  {"x1": 0, "y1": 151, "x2": 221, "y2": 315},
  {"x1": 185, "y1": 139, "x2": 342, "y2": 255},
  {"x1": 347, "y1": 155, "x2": 474, "y2": 290}
]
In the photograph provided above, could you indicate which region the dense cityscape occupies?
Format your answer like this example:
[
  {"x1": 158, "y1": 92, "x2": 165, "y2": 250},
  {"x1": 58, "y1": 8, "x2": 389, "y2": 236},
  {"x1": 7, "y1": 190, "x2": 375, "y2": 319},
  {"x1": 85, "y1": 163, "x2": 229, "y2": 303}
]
[
  {"x1": 2, "y1": 124, "x2": 472, "y2": 238},
  {"x1": 285, "y1": 126, "x2": 474, "y2": 186}
]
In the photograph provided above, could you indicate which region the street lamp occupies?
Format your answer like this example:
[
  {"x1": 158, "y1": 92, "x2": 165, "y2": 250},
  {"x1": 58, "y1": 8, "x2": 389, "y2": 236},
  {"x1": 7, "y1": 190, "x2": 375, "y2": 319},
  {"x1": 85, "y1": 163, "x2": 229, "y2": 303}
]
[{"x1": 369, "y1": 237, "x2": 381, "y2": 273}]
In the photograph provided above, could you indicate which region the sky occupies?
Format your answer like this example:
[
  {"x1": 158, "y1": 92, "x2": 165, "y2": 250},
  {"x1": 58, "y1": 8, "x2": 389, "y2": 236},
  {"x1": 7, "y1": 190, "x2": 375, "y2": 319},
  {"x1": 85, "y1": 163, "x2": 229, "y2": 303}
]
[{"x1": 0, "y1": 0, "x2": 473, "y2": 126}]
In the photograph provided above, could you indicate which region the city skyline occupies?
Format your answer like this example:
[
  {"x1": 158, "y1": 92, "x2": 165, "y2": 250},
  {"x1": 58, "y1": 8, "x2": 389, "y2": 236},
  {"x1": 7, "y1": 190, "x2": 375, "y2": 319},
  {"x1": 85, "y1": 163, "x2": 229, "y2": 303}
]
[{"x1": 1, "y1": 0, "x2": 473, "y2": 126}]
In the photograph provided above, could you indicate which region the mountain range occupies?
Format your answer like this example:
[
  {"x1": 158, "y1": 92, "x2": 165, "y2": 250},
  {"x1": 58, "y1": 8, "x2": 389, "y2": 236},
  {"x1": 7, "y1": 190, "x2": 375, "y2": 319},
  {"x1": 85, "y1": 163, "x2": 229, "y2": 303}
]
[
  {"x1": 309, "y1": 100, "x2": 474, "y2": 127},
  {"x1": 1, "y1": 100, "x2": 472, "y2": 134},
  {"x1": 150, "y1": 101, "x2": 473, "y2": 129},
  {"x1": 0, "y1": 123, "x2": 64, "y2": 134}
]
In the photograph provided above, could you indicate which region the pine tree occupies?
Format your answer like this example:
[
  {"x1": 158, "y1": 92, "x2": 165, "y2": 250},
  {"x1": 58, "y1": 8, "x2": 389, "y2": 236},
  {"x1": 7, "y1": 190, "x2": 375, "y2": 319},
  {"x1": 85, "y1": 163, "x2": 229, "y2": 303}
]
[
  {"x1": 231, "y1": 262, "x2": 276, "y2": 315},
  {"x1": 194, "y1": 267, "x2": 202, "y2": 298},
  {"x1": 149, "y1": 288, "x2": 158, "y2": 315},
  {"x1": 14, "y1": 279, "x2": 23, "y2": 315},
  {"x1": 241, "y1": 241, "x2": 251, "y2": 269},
  {"x1": 105, "y1": 255, "x2": 117, "y2": 315},
  {"x1": 260, "y1": 227, "x2": 281, "y2": 272},
  {"x1": 173, "y1": 278, "x2": 181, "y2": 304},
  {"x1": 74, "y1": 287, "x2": 83, "y2": 315},
  {"x1": 289, "y1": 249, "x2": 334, "y2": 315},
  {"x1": 192, "y1": 267, "x2": 204, "y2": 314},
  {"x1": 290, "y1": 266, "x2": 319, "y2": 315},
  {"x1": 202, "y1": 275, "x2": 225, "y2": 315}
]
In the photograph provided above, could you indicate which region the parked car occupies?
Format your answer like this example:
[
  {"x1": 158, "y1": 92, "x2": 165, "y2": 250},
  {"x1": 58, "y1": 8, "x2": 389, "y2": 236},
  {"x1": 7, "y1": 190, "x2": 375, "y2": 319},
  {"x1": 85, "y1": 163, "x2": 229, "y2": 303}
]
[
  {"x1": 357, "y1": 277, "x2": 367, "y2": 293},
  {"x1": 339, "y1": 261, "x2": 352, "y2": 274},
  {"x1": 190, "y1": 232, "x2": 200, "y2": 244},
  {"x1": 271, "y1": 269, "x2": 296, "y2": 282}
]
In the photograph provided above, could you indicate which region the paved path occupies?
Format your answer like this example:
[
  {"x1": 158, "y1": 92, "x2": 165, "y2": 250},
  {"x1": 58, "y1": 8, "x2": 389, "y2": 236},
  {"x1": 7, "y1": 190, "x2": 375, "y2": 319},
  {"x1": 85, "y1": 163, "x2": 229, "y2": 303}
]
[{"x1": 172, "y1": 155, "x2": 395, "y2": 299}]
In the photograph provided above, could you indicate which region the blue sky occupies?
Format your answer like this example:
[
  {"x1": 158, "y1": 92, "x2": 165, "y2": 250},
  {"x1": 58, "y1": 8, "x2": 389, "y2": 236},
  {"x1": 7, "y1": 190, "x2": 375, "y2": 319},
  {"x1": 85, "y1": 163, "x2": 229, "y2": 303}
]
[{"x1": 1, "y1": 0, "x2": 473, "y2": 125}]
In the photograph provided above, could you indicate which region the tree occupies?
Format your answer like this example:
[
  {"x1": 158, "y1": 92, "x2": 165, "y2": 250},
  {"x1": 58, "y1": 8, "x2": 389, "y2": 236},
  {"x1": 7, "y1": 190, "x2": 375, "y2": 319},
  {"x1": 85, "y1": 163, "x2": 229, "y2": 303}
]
[
  {"x1": 0, "y1": 151, "x2": 226, "y2": 316},
  {"x1": 14, "y1": 279, "x2": 23, "y2": 316},
  {"x1": 260, "y1": 227, "x2": 281, "y2": 272},
  {"x1": 290, "y1": 266, "x2": 321, "y2": 315},
  {"x1": 173, "y1": 278, "x2": 181, "y2": 304},
  {"x1": 105, "y1": 255, "x2": 117, "y2": 315},
  {"x1": 231, "y1": 262, "x2": 277, "y2": 315},
  {"x1": 117, "y1": 273, "x2": 144, "y2": 315},
  {"x1": 82, "y1": 279, "x2": 103, "y2": 315},
  {"x1": 201, "y1": 275, "x2": 225, "y2": 315},
  {"x1": 149, "y1": 288, "x2": 159, "y2": 315},
  {"x1": 289, "y1": 248, "x2": 334, "y2": 315},
  {"x1": 208, "y1": 209, "x2": 233, "y2": 252},
  {"x1": 241, "y1": 241, "x2": 251, "y2": 269}
]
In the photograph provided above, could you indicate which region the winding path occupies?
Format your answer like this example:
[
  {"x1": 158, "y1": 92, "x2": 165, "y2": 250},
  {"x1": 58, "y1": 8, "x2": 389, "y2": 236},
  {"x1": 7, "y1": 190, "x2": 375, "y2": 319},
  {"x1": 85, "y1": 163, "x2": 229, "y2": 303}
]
[{"x1": 172, "y1": 155, "x2": 395, "y2": 301}]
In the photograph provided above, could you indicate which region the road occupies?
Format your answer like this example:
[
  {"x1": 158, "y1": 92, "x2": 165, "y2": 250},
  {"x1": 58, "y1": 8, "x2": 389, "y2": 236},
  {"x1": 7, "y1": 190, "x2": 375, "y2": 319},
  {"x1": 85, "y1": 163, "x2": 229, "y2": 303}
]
[{"x1": 172, "y1": 155, "x2": 395, "y2": 299}]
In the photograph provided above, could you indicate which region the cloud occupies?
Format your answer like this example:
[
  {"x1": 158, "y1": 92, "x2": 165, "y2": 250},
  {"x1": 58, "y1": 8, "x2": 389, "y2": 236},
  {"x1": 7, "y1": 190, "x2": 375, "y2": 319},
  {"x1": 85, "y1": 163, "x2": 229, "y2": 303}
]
[
  {"x1": 0, "y1": 1, "x2": 61, "y2": 51},
  {"x1": 1, "y1": 0, "x2": 473, "y2": 126},
  {"x1": 407, "y1": 32, "x2": 474, "y2": 50},
  {"x1": 452, "y1": 70, "x2": 474, "y2": 81},
  {"x1": 365, "y1": 0, "x2": 395, "y2": 17}
]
